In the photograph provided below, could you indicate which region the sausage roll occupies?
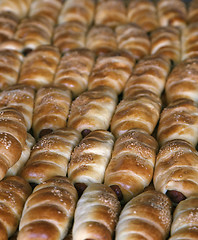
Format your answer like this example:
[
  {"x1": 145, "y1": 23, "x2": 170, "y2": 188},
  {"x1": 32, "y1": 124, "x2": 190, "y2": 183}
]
[
  {"x1": 182, "y1": 22, "x2": 198, "y2": 60},
  {"x1": 115, "y1": 23, "x2": 150, "y2": 60},
  {"x1": 115, "y1": 190, "x2": 172, "y2": 240},
  {"x1": 14, "y1": 16, "x2": 54, "y2": 52},
  {"x1": 0, "y1": 176, "x2": 31, "y2": 240},
  {"x1": 157, "y1": 99, "x2": 198, "y2": 147},
  {"x1": 20, "y1": 128, "x2": 81, "y2": 186},
  {"x1": 67, "y1": 86, "x2": 118, "y2": 137},
  {"x1": 153, "y1": 139, "x2": 198, "y2": 205},
  {"x1": 188, "y1": 0, "x2": 198, "y2": 24},
  {"x1": 95, "y1": 0, "x2": 127, "y2": 28},
  {"x1": 124, "y1": 55, "x2": 170, "y2": 98},
  {"x1": 72, "y1": 183, "x2": 121, "y2": 240},
  {"x1": 53, "y1": 22, "x2": 87, "y2": 54},
  {"x1": 169, "y1": 195, "x2": 198, "y2": 239},
  {"x1": 104, "y1": 129, "x2": 158, "y2": 203},
  {"x1": 150, "y1": 26, "x2": 181, "y2": 64},
  {"x1": 127, "y1": 0, "x2": 158, "y2": 32},
  {"x1": 54, "y1": 48, "x2": 95, "y2": 98},
  {"x1": 157, "y1": 0, "x2": 187, "y2": 29},
  {"x1": 58, "y1": 0, "x2": 95, "y2": 26},
  {"x1": 0, "y1": 0, "x2": 32, "y2": 19},
  {"x1": 32, "y1": 85, "x2": 72, "y2": 139},
  {"x1": 0, "y1": 84, "x2": 35, "y2": 131},
  {"x1": 0, "y1": 107, "x2": 27, "y2": 180},
  {"x1": 88, "y1": 50, "x2": 135, "y2": 95},
  {"x1": 18, "y1": 176, "x2": 78, "y2": 240},
  {"x1": 18, "y1": 45, "x2": 60, "y2": 90},
  {"x1": 111, "y1": 90, "x2": 162, "y2": 138},
  {"x1": 165, "y1": 57, "x2": 198, "y2": 104},
  {"x1": 68, "y1": 130, "x2": 115, "y2": 196},
  {"x1": 86, "y1": 25, "x2": 117, "y2": 55}
]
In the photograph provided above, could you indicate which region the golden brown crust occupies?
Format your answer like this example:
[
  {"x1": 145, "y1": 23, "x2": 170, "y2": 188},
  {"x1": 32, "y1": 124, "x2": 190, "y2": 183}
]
[
  {"x1": 18, "y1": 176, "x2": 78, "y2": 240},
  {"x1": 72, "y1": 183, "x2": 121, "y2": 240},
  {"x1": 105, "y1": 129, "x2": 158, "y2": 203},
  {"x1": 115, "y1": 190, "x2": 172, "y2": 240}
]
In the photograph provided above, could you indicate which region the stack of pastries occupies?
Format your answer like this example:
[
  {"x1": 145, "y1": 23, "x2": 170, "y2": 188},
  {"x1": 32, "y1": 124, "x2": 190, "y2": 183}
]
[{"x1": 0, "y1": 0, "x2": 197, "y2": 239}]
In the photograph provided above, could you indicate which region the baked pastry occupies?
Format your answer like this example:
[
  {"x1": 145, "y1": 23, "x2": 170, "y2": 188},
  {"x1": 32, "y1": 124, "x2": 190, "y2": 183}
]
[
  {"x1": 0, "y1": 107, "x2": 27, "y2": 180},
  {"x1": 157, "y1": 99, "x2": 198, "y2": 147},
  {"x1": 14, "y1": 16, "x2": 54, "y2": 52},
  {"x1": 53, "y1": 21, "x2": 87, "y2": 54},
  {"x1": 124, "y1": 54, "x2": 170, "y2": 98},
  {"x1": 165, "y1": 57, "x2": 198, "y2": 104},
  {"x1": 18, "y1": 45, "x2": 60, "y2": 89},
  {"x1": 67, "y1": 86, "x2": 118, "y2": 137},
  {"x1": 86, "y1": 25, "x2": 117, "y2": 55},
  {"x1": 169, "y1": 195, "x2": 198, "y2": 239},
  {"x1": 104, "y1": 129, "x2": 158, "y2": 203},
  {"x1": 95, "y1": 0, "x2": 127, "y2": 28},
  {"x1": 0, "y1": 49, "x2": 23, "y2": 90},
  {"x1": 127, "y1": 0, "x2": 158, "y2": 32},
  {"x1": 54, "y1": 48, "x2": 95, "y2": 98},
  {"x1": 20, "y1": 128, "x2": 81, "y2": 185},
  {"x1": 182, "y1": 22, "x2": 198, "y2": 60},
  {"x1": 58, "y1": 0, "x2": 95, "y2": 26},
  {"x1": 0, "y1": 176, "x2": 31, "y2": 240},
  {"x1": 0, "y1": 0, "x2": 32, "y2": 19},
  {"x1": 72, "y1": 183, "x2": 121, "y2": 240},
  {"x1": 150, "y1": 26, "x2": 181, "y2": 64},
  {"x1": 188, "y1": 0, "x2": 198, "y2": 24},
  {"x1": 153, "y1": 139, "x2": 198, "y2": 205},
  {"x1": 68, "y1": 130, "x2": 115, "y2": 196},
  {"x1": 115, "y1": 189, "x2": 172, "y2": 240},
  {"x1": 115, "y1": 23, "x2": 150, "y2": 60},
  {"x1": 28, "y1": 0, "x2": 63, "y2": 26},
  {"x1": 88, "y1": 50, "x2": 135, "y2": 95},
  {"x1": 111, "y1": 90, "x2": 162, "y2": 138},
  {"x1": 18, "y1": 176, "x2": 78, "y2": 240},
  {"x1": 157, "y1": 0, "x2": 187, "y2": 29},
  {"x1": 32, "y1": 85, "x2": 72, "y2": 139},
  {"x1": 0, "y1": 84, "x2": 35, "y2": 130}
]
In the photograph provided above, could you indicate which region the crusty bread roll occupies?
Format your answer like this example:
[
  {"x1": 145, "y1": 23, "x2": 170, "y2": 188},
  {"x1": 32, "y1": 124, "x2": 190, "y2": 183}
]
[
  {"x1": 88, "y1": 50, "x2": 135, "y2": 95},
  {"x1": 124, "y1": 54, "x2": 170, "y2": 98},
  {"x1": 18, "y1": 176, "x2": 78, "y2": 240},
  {"x1": 104, "y1": 129, "x2": 158, "y2": 203},
  {"x1": 188, "y1": 0, "x2": 198, "y2": 24},
  {"x1": 32, "y1": 85, "x2": 72, "y2": 139},
  {"x1": 0, "y1": 0, "x2": 32, "y2": 19},
  {"x1": 157, "y1": 0, "x2": 187, "y2": 29},
  {"x1": 18, "y1": 45, "x2": 60, "y2": 89},
  {"x1": 53, "y1": 21, "x2": 87, "y2": 54},
  {"x1": 150, "y1": 26, "x2": 181, "y2": 64},
  {"x1": 0, "y1": 84, "x2": 35, "y2": 130},
  {"x1": 72, "y1": 183, "x2": 121, "y2": 240},
  {"x1": 165, "y1": 58, "x2": 198, "y2": 104},
  {"x1": 67, "y1": 86, "x2": 118, "y2": 137},
  {"x1": 0, "y1": 107, "x2": 27, "y2": 180},
  {"x1": 20, "y1": 128, "x2": 81, "y2": 185},
  {"x1": 0, "y1": 49, "x2": 23, "y2": 90},
  {"x1": 95, "y1": 0, "x2": 127, "y2": 28},
  {"x1": 153, "y1": 139, "x2": 198, "y2": 204},
  {"x1": 54, "y1": 48, "x2": 95, "y2": 98},
  {"x1": 115, "y1": 23, "x2": 150, "y2": 60},
  {"x1": 111, "y1": 90, "x2": 162, "y2": 138},
  {"x1": 86, "y1": 25, "x2": 117, "y2": 55},
  {"x1": 68, "y1": 130, "x2": 115, "y2": 196},
  {"x1": 14, "y1": 16, "x2": 54, "y2": 52},
  {"x1": 127, "y1": 0, "x2": 158, "y2": 32},
  {"x1": 115, "y1": 190, "x2": 172, "y2": 240},
  {"x1": 157, "y1": 99, "x2": 198, "y2": 147},
  {"x1": 169, "y1": 195, "x2": 198, "y2": 240},
  {"x1": 58, "y1": 0, "x2": 95, "y2": 26},
  {"x1": 0, "y1": 176, "x2": 31, "y2": 240}
]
